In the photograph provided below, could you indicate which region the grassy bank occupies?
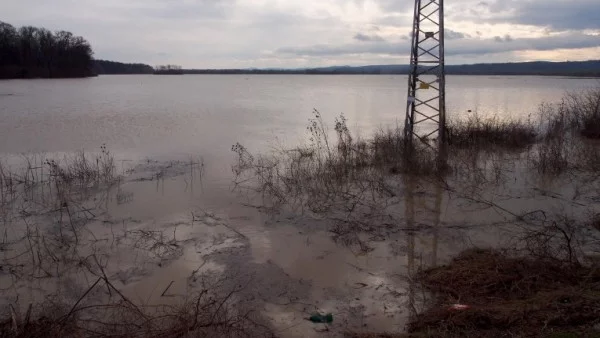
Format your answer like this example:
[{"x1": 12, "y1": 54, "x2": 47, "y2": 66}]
[{"x1": 408, "y1": 249, "x2": 600, "y2": 337}]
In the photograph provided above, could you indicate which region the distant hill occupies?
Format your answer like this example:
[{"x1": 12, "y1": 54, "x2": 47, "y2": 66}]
[
  {"x1": 181, "y1": 65, "x2": 410, "y2": 75},
  {"x1": 446, "y1": 61, "x2": 600, "y2": 77},
  {"x1": 93, "y1": 60, "x2": 154, "y2": 75},
  {"x1": 92, "y1": 60, "x2": 600, "y2": 77},
  {"x1": 182, "y1": 61, "x2": 600, "y2": 76}
]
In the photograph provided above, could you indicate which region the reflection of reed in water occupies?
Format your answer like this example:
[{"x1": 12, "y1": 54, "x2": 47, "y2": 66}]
[
  {"x1": 404, "y1": 175, "x2": 444, "y2": 320},
  {"x1": 404, "y1": 175, "x2": 417, "y2": 319}
]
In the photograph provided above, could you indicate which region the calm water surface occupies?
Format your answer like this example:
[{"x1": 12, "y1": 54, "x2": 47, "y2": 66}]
[{"x1": 0, "y1": 75, "x2": 597, "y2": 163}]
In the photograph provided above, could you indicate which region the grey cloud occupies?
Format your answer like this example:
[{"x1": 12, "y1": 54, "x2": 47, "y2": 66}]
[
  {"x1": 276, "y1": 32, "x2": 600, "y2": 57},
  {"x1": 493, "y1": 35, "x2": 513, "y2": 43},
  {"x1": 367, "y1": 0, "x2": 412, "y2": 13},
  {"x1": 354, "y1": 33, "x2": 385, "y2": 42},
  {"x1": 135, "y1": 0, "x2": 236, "y2": 20},
  {"x1": 455, "y1": 0, "x2": 600, "y2": 30},
  {"x1": 2, "y1": 0, "x2": 599, "y2": 68},
  {"x1": 451, "y1": 32, "x2": 595, "y2": 55},
  {"x1": 374, "y1": 13, "x2": 413, "y2": 28},
  {"x1": 512, "y1": 0, "x2": 600, "y2": 30},
  {"x1": 276, "y1": 43, "x2": 403, "y2": 57},
  {"x1": 446, "y1": 29, "x2": 471, "y2": 40}
]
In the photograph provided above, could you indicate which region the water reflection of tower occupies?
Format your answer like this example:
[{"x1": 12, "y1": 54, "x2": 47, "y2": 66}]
[
  {"x1": 405, "y1": 177, "x2": 443, "y2": 320},
  {"x1": 405, "y1": 176, "x2": 417, "y2": 318},
  {"x1": 403, "y1": 0, "x2": 445, "y2": 322},
  {"x1": 403, "y1": 159, "x2": 446, "y2": 320}
]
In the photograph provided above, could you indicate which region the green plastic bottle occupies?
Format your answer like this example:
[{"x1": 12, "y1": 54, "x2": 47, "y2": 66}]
[{"x1": 309, "y1": 313, "x2": 333, "y2": 323}]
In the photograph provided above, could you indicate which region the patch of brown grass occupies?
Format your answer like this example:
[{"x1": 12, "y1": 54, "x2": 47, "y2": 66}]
[
  {"x1": 345, "y1": 333, "x2": 408, "y2": 338},
  {"x1": 408, "y1": 249, "x2": 600, "y2": 338},
  {"x1": 592, "y1": 215, "x2": 600, "y2": 232},
  {"x1": 0, "y1": 316, "x2": 78, "y2": 338}
]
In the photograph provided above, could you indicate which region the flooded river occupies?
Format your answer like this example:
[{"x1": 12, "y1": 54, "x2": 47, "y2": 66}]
[
  {"x1": 1, "y1": 75, "x2": 599, "y2": 336},
  {"x1": 1, "y1": 75, "x2": 597, "y2": 158}
]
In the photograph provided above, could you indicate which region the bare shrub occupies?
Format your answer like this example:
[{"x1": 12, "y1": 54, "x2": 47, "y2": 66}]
[
  {"x1": 371, "y1": 127, "x2": 439, "y2": 176},
  {"x1": 45, "y1": 144, "x2": 116, "y2": 187},
  {"x1": 529, "y1": 90, "x2": 600, "y2": 175},
  {"x1": 1, "y1": 148, "x2": 268, "y2": 338},
  {"x1": 530, "y1": 136, "x2": 570, "y2": 175},
  {"x1": 448, "y1": 114, "x2": 537, "y2": 150},
  {"x1": 517, "y1": 214, "x2": 589, "y2": 265},
  {"x1": 232, "y1": 110, "x2": 443, "y2": 215},
  {"x1": 538, "y1": 88, "x2": 600, "y2": 140},
  {"x1": 0, "y1": 146, "x2": 119, "y2": 302},
  {"x1": 231, "y1": 111, "x2": 446, "y2": 255},
  {"x1": 1, "y1": 275, "x2": 269, "y2": 338},
  {"x1": 572, "y1": 139, "x2": 600, "y2": 174},
  {"x1": 566, "y1": 88, "x2": 600, "y2": 139}
]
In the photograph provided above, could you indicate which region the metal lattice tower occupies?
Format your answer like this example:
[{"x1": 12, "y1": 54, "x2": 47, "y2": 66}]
[
  {"x1": 404, "y1": 0, "x2": 446, "y2": 150},
  {"x1": 403, "y1": 1, "x2": 446, "y2": 306}
]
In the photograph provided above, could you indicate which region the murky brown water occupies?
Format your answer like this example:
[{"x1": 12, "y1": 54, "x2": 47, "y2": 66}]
[
  {"x1": 1, "y1": 75, "x2": 600, "y2": 336},
  {"x1": 1, "y1": 75, "x2": 597, "y2": 159}
]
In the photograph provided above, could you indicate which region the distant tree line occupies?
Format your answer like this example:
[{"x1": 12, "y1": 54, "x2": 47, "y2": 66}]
[
  {"x1": 94, "y1": 60, "x2": 154, "y2": 75},
  {"x1": 444, "y1": 61, "x2": 600, "y2": 77},
  {"x1": 0, "y1": 21, "x2": 94, "y2": 79},
  {"x1": 154, "y1": 65, "x2": 183, "y2": 75},
  {"x1": 167, "y1": 61, "x2": 600, "y2": 77}
]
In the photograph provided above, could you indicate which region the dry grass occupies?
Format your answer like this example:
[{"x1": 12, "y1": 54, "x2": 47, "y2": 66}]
[
  {"x1": 232, "y1": 89, "x2": 600, "y2": 207},
  {"x1": 526, "y1": 88, "x2": 600, "y2": 175},
  {"x1": 232, "y1": 111, "x2": 442, "y2": 253},
  {"x1": 592, "y1": 214, "x2": 600, "y2": 232},
  {"x1": 371, "y1": 127, "x2": 439, "y2": 176},
  {"x1": 0, "y1": 146, "x2": 119, "y2": 257},
  {"x1": 0, "y1": 275, "x2": 270, "y2": 338},
  {"x1": 0, "y1": 146, "x2": 117, "y2": 211},
  {"x1": 1, "y1": 146, "x2": 117, "y2": 208},
  {"x1": 538, "y1": 88, "x2": 600, "y2": 140},
  {"x1": 408, "y1": 249, "x2": 600, "y2": 338},
  {"x1": 45, "y1": 145, "x2": 115, "y2": 186},
  {"x1": 568, "y1": 89, "x2": 600, "y2": 139},
  {"x1": 1, "y1": 148, "x2": 266, "y2": 338},
  {"x1": 530, "y1": 137, "x2": 570, "y2": 175},
  {"x1": 448, "y1": 114, "x2": 537, "y2": 150},
  {"x1": 232, "y1": 110, "x2": 440, "y2": 212},
  {"x1": 232, "y1": 91, "x2": 600, "y2": 251}
]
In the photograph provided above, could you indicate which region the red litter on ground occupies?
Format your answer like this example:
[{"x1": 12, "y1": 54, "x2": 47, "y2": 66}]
[{"x1": 449, "y1": 304, "x2": 470, "y2": 311}]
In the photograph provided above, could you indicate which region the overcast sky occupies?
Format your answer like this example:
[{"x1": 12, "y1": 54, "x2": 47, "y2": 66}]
[{"x1": 2, "y1": 0, "x2": 599, "y2": 68}]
